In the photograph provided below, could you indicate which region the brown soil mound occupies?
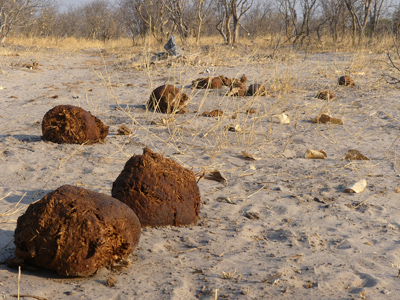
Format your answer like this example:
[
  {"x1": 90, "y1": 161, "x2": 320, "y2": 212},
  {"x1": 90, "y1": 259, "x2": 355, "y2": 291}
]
[
  {"x1": 13, "y1": 185, "x2": 141, "y2": 277},
  {"x1": 112, "y1": 148, "x2": 201, "y2": 227},
  {"x1": 246, "y1": 84, "x2": 267, "y2": 96},
  {"x1": 202, "y1": 109, "x2": 224, "y2": 117},
  {"x1": 147, "y1": 85, "x2": 188, "y2": 114},
  {"x1": 316, "y1": 90, "x2": 336, "y2": 100},
  {"x1": 338, "y1": 76, "x2": 355, "y2": 87},
  {"x1": 192, "y1": 75, "x2": 231, "y2": 89},
  {"x1": 42, "y1": 105, "x2": 109, "y2": 144}
]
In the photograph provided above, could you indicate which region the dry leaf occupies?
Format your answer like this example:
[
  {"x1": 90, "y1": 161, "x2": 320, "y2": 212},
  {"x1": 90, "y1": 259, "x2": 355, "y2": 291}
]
[
  {"x1": 345, "y1": 179, "x2": 367, "y2": 193},
  {"x1": 205, "y1": 171, "x2": 226, "y2": 182},
  {"x1": 305, "y1": 149, "x2": 327, "y2": 159},
  {"x1": 241, "y1": 151, "x2": 259, "y2": 160},
  {"x1": 273, "y1": 113, "x2": 290, "y2": 124},
  {"x1": 311, "y1": 113, "x2": 343, "y2": 125},
  {"x1": 344, "y1": 149, "x2": 369, "y2": 160}
]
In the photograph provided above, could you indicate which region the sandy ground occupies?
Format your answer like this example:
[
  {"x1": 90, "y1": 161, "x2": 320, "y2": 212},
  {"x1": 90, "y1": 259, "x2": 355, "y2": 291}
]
[{"x1": 1, "y1": 44, "x2": 400, "y2": 300}]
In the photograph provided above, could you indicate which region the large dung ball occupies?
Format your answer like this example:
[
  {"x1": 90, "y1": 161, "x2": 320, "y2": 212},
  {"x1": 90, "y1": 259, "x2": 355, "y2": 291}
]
[
  {"x1": 42, "y1": 105, "x2": 109, "y2": 144},
  {"x1": 112, "y1": 148, "x2": 201, "y2": 227},
  {"x1": 14, "y1": 185, "x2": 141, "y2": 277},
  {"x1": 147, "y1": 85, "x2": 188, "y2": 114}
]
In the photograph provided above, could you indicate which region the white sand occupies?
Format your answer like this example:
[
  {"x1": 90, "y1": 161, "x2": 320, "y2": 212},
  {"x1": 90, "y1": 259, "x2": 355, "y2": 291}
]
[{"x1": 1, "y1": 46, "x2": 400, "y2": 299}]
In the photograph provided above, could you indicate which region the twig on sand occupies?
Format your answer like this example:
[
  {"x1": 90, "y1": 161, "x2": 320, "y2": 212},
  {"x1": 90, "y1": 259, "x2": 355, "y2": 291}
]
[{"x1": 12, "y1": 296, "x2": 49, "y2": 300}]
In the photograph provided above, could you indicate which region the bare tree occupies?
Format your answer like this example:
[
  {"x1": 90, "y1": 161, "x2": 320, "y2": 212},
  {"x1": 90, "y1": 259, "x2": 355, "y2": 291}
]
[
  {"x1": 216, "y1": 0, "x2": 232, "y2": 43},
  {"x1": 243, "y1": 0, "x2": 276, "y2": 39},
  {"x1": 231, "y1": 0, "x2": 253, "y2": 43},
  {"x1": 276, "y1": 0, "x2": 298, "y2": 42},
  {"x1": 216, "y1": 0, "x2": 253, "y2": 44},
  {"x1": 80, "y1": 0, "x2": 122, "y2": 41},
  {"x1": 369, "y1": 0, "x2": 386, "y2": 39},
  {"x1": 0, "y1": 0, "x2": 51, "y2": 43},
  {"x1": 119, "y1": 0, "x2": 147, "y2": 43},
  {"x1": 192, "y1": 0, "x2": 213, "y2": 43},
  {"x1": 320, "y1": 0, "x2": 347, "y2": 43},
  {"x1": 134, "y1": 0, "x2": 170, "y2": 43},
  {"x1": 163, "y1": 0, "x2": 189, "y2": 43},
  {"x1": 344, "y1": 0, "x2": 373, "y2": 44},
  {"x1": 292, "y1": 0, "x2": 322, "y2": 44}
]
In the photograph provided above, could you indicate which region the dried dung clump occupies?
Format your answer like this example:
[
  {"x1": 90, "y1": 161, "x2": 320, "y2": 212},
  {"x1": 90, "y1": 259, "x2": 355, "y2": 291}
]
[
  {"x1": 246, "y1": 84, "x2": 267, "y2": 96},
  {"x1": 117, "y1": 125, "x2": 132, "y2": 135},
  {"x1": 311, "y1": 113, "x2": 344, "y2": 125},
  {"x1": 112, "y1": 148, "x2": 201, "y2": 227},
  {"x1": 42, "y1": 105, "x2": 109, "y2": 144},
  {"x1": 202, "y1": 109, "x2": 224, "y2": 117},
  {"x1": 316, "y1": 90, "x2": 336, "y2": 100},
  {"x1": 13, "y1": 185, "x2": 141, "y2": 277},
  {"x1": 227, "y1": 74, "x2": 247, "y2": 97},
  {"x1": 344, "y1": 149, "x2": 370, "y2": 160},
  {"x1": 192, "y1": 75, "x2": 232, "y2": 89},
  {"x1": 338, "y1": 75, "x2": 355, "y2": 87},
  {"x1": 147, "y1": 84, "x2": 188, "y2": 114}
]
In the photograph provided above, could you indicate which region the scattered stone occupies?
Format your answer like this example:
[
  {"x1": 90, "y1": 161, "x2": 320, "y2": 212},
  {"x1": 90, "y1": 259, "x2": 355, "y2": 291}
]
[
  {"x1": 41, "y1": 105, "x2": 109, "y2": 144},
  {"x1": 12, "y1": 185, "x2": 141, "y2": 277},
  {"x1": 117, "y1": 125, "x2": 132, "y2": 135},
  {"x1": 315, "y1": 90, "x2": 336, "y2": 100},
  {"x1": 246, "y1": 84, "x2": 267, "y2": 96},
  {"x1": 147, "y1": 84, "x2": 188, "y2": 114},
  {"x1": 112, "y1": 148, "x2": 201, "y2": 227},
  {"x1": 338, "y1": 75, "x2": 355, "y2": 87}
]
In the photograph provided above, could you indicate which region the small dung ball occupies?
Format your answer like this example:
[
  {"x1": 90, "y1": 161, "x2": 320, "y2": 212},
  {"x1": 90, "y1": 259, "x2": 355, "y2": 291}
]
[
  {"x1": 246, "y1": 84, "x2": 267, "y2": 96},
  {"x1": 147, "y1": 85, "x2": 188, "y2": 114},
  {"x1": 112, "y1": 148, "x2": 201, "y2": 227},
  {"x1": 316, "y1": 90, "x2": 336, "y2": 100},
  {"x1": 13, "y1": 185, "x2": 141, "y2": 277},
  {"x1": 338, "y1": 75, "x2": 355, "y2": 87},
  {"x1": 42, "y1": 105, "x2": 109, "y2": 144}
]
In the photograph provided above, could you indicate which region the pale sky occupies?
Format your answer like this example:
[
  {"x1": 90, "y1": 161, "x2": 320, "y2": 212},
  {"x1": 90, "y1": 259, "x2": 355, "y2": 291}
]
[{"x1": 58, "y1": 0, "x2": 117, "y2": 10}]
